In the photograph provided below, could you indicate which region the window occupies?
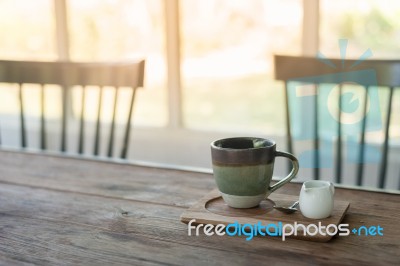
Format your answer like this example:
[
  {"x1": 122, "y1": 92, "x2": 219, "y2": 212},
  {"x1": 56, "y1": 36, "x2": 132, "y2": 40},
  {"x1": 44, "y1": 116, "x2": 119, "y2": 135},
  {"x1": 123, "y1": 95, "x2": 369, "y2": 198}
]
[
  {"x1": 1, "y1": 0, "x2": 399, "y2": 170},
  {"x1": 68, "y1": 0, "x2": 167, "y2": 127},
  {"x1": 181, "y1": 0, "x2": 302, "y2": 133},
  {"x1": 0, "y1": 0, "x2": 56, "y2": 60},
  {"x1": 0, "y1": 0, "x2": 57, "y2": 147},
  {"x1": 320, "y1": 0, "x2": 400, "y2": 140},
  {"x1": 320, "y1": 0, "x2": 400, "y2": 58}
]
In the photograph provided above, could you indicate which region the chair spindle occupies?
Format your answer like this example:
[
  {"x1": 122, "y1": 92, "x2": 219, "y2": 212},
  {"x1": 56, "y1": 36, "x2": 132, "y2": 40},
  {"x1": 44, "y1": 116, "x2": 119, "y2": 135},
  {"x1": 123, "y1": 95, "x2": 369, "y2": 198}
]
[
  {"x1": 108, "y1": 87, "x2": 119, "y2": 157},
  {"x1": 356, "y1": 86, "x2": 369, "y2": 186},
  {"x1": 78, "y1": 86, "x2": 86, "y2": 154},
  {"x1": 378, "y1": 87, "x2": 394, "y2": 188},
  {"x1": 284, "y1": 82, "x2": 294, "y2": 174},
  {"x1": 19, "y1": 84, "x2": 27, "y2": 148},
  {"x1": 335, "y1": 84, "x2": 343, "y2": 184},
  {"x1": 94, "y1": 87, "x2": 103, "y2": 156},
  {"x1": 314, "y1": 84, "x2": 320, "y2": 180},
  {"x1": 121, "y1": 87, "x2": 137, "y2": 159},
  {"x1": 40, "y1": 85, "x2": 46, "y2": 150}
]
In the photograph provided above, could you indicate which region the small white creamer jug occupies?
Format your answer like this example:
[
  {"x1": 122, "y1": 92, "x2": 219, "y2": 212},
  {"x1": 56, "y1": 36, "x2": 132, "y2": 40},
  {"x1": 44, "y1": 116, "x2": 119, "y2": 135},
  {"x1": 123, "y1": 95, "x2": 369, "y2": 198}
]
[{"x1": 299, "y1": 180, "x2": 335, "y2": 219}]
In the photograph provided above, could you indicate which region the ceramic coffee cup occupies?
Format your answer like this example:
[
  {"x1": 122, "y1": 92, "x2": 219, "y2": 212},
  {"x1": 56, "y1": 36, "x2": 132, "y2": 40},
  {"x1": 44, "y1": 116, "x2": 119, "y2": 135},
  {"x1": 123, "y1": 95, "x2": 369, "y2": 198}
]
[{"x1": 211, "y1": 137, "x2": 299, "y2": 208}]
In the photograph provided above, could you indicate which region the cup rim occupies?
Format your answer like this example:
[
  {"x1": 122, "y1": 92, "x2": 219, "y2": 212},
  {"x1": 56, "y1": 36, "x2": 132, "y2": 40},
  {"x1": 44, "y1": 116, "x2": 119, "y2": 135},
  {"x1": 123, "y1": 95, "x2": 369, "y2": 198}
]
[
  {"x1": 303, "y1": 180, "x2": 331, "y2": 189},
  {"x1": 211, "y1": 137, "x2": 276, "y2": 151}
]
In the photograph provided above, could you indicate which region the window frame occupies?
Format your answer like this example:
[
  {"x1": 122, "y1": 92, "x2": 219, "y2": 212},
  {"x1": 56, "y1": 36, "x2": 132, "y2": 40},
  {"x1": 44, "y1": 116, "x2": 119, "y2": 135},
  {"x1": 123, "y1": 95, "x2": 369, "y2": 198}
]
[{"x1": 53, "y1": 0, "x2": 319, "y2": 129}]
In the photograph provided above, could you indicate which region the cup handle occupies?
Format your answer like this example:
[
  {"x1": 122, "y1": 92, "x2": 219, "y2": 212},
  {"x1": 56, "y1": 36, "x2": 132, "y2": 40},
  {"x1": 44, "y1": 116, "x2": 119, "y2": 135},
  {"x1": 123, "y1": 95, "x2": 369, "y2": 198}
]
[{"x1": 268, "y1": 150, "x2": 299, "y2": 196}]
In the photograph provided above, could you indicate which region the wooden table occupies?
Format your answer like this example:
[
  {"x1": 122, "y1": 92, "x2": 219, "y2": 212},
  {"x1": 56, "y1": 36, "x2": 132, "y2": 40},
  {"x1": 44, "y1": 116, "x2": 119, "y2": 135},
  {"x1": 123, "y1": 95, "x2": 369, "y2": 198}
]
[{"x1": 0, "y1": 150, "x2": 399, "y2": 265}]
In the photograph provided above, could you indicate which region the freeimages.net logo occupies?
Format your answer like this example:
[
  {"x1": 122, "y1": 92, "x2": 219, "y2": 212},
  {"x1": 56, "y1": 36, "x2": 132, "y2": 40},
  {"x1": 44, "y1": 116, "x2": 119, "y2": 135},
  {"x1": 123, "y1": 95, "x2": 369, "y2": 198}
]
[{"x1": 288, "y1": 39, "x2": 382, "y2": 168}]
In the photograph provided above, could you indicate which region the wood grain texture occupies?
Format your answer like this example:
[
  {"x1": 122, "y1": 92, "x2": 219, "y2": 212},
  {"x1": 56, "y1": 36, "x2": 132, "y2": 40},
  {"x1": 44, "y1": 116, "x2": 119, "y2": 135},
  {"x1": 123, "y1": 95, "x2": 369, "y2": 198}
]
[
  {"x1": 0, "y1": 150, "x2": 399, "y2": 265},
  {"x1": 0, "y1": 150, "x2": 215, "y2": 208}
]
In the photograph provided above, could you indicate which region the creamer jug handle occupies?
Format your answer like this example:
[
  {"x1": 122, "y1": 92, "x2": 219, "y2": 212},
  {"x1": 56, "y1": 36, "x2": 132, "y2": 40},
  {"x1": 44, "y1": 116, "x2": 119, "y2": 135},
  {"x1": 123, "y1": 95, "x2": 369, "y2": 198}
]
[{"x1": 329, "y1": 182, "x2": 335, "y2": 195}]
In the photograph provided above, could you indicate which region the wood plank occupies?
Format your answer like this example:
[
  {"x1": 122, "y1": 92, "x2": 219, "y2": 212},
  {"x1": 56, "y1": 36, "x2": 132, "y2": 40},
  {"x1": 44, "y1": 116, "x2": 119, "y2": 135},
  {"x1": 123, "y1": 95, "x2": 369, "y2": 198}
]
[
  {"x1": 0, "y1": 150, "x2": 398, "y2": 213},
  {"x1": 0, "y1": 183, "x2": 399, "y2": 265},
  {"x1": 0, "y1": 255, "x2": 35, "y2": 266},
  {"x1": 0, "y1": 184, "x2": 312, "y2": 266},
  {"x1": 0, "y1": 151, "x2": 399, "y2": 264},
  {"x1": 0, "y1": 150, "x2": 215, "y2": 208}
]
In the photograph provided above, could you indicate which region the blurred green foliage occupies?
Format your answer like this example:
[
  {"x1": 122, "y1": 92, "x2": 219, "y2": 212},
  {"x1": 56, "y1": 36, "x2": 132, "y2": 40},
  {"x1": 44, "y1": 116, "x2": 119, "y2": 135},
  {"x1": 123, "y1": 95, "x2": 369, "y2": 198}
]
[{"x1": 338, "y1": 8, "x2": 400, "y2": 54}]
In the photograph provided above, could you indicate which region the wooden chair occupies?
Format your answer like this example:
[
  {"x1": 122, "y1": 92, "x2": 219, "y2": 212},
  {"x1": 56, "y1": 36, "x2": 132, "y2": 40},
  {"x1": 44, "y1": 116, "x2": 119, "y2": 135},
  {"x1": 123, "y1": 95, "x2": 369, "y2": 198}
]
[
  {"x1": 0, "y1": 59, "x2": 145, "y2": 159},
  {"x1": 274, "y1": 55, "x2": 399, "y2": 189}
]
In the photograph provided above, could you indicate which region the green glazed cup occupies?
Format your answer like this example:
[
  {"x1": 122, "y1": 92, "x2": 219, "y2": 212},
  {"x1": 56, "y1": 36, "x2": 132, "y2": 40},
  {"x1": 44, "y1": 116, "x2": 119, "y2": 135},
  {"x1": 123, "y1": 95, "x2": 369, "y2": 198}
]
[{"x1": 211, "y1": 137, "x2": 299, "y2": 208}]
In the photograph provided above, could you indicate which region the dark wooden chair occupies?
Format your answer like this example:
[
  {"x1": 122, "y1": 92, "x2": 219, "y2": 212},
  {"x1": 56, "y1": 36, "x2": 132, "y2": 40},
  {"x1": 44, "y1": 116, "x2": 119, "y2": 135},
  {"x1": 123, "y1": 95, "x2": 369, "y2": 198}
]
[
  {"x1": 274, "y1": 55, "x2": 399, "y2": 189},
  {"x1": 0, "y1": 59, "x2": 145, "y2": 159}
]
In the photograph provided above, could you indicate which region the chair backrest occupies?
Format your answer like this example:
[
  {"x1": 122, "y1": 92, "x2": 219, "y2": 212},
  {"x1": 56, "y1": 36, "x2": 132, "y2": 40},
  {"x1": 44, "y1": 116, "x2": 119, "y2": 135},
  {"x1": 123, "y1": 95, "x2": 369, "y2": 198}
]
[
  {"x1": 0, "y1": 59, "x2": 145, "y2": 159},
  {"x1": 274, "y1": 55, "x2": 399, "y2": 189}
]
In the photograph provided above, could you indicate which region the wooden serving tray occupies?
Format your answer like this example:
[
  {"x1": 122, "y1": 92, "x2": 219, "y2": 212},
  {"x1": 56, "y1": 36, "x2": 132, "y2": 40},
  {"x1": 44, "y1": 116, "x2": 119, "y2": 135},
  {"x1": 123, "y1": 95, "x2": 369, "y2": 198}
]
[{"x1": 181, "y1": 189, "x2": 350, "y2": 242}]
